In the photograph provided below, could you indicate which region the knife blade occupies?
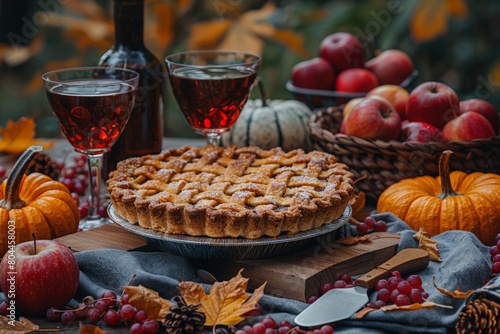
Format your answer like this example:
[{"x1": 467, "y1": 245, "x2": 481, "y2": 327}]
[{"x1": 294, "y1": 248, "x2": 430, "y2": 327}]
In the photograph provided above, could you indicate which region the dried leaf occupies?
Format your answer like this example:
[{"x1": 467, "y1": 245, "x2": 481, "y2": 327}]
[
  {"x1": 0, "y1": 315, "x2": 39, "y2": 334},
  {"x1": 187, "y1": 20, "x2": 232, "y2": 50},
  {"x1": 413, "y1": 228, "x2": 442, "y2": 262},
  {"x1": 354, "y1": 306, "x2": 378, "y2": 318},
  {"x1": 382, "y1": 300, "x2": 453, "y2": 312},
  {"x1": 0, "y1": 118, "x2": 54, "y2": 155},
  {"x1": 433, "y1": 277, "x2": 474, "y2": 298},
  {"x1": 178, "y1": 269, "x2": 266, "y2": 327},
  {"x1": 79, "y1": 322, "x2": 105, "y2": 334},
  {"x1": 123, "y1": 285, "x2": 172, "y2": 321}
]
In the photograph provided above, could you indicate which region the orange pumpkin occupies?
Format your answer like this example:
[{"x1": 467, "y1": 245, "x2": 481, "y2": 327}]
[
  {"x1": 377, "y1": 150, "x2": 500, "y2": 245},
  {"x1": 0, "y1": 146, "x2": 79, "y2": 256}
]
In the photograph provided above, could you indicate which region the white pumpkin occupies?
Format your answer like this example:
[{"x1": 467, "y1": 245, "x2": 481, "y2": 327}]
[{"x1": 222, "y1": 98, "x2": 313, "y2": 151}]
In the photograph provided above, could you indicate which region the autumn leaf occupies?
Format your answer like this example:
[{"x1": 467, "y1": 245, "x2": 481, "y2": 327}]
[
  {"x1": 178, "y1": 269, "x2": 266, "y2": 327},
  {"x1": 413, "y1": 228, "x2": 442, "y2": 262},
  {"x1": 186, "y1": 2, "x2": 309, "y2": 57},
  {"x1": 380, "y1": 300, "x2": 452, "y2": 311},
  {"x1": 411, "y1": 0, "x2": 468, "y2": 43},
  {"x1": 0, "y1": 315, "x2": 39, "y2": 334},
  {"x1": 433, "y1": 277, "x2": 474, "y2": 298},
  {"x1": 0, "y1": 118, "x2": 54, "y2": 155},
  {"x1": 79, "y1": 322, "x2": 105, "y2": 334},
  {"x1": 123, "y1": 285, "x2": 172, "y2": 321}
]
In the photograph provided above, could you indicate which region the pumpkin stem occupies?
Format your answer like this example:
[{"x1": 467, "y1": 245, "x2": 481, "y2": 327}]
[
  {"x1": 0, "y1": 145, "x2": 43, "y2": 210},
  {"x1": 437, "y1": 150, "x2": 462, "y2": 199},
  {"x1": 256, "y1": 77, "x2": 268, "y2": 107}
]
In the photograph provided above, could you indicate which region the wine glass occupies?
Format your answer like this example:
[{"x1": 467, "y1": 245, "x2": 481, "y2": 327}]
[
  {"x1": 42, "y1": 67, "x2": 139, "y2": 230},
  {"x1": 165, "y1": 50, "x2": 261, "y2": 146}
]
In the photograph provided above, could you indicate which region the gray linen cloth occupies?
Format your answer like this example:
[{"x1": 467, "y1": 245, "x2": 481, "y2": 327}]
[{"x1": 74, "y1": 213, "x2": 493, "y2": 334}]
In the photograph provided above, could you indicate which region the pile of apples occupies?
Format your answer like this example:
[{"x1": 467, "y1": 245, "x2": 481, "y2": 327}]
[
  {"x1": 340, "y1": 81, "x2": 499, "y2": 142},
  {"x1": 290, "y1": 32, "x2": 414, "y2": 94},
  {"x1": 289, "y1": 31, "x2": 499, "y2": 143}
]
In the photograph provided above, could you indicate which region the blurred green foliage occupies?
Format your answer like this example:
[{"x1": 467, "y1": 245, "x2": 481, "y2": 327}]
[{"x1": 0, "y1": 0, "x2": 498, "y2": 139}]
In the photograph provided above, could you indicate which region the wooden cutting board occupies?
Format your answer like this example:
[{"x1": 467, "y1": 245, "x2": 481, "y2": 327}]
[
  {"x1": 203, "y1": 232, "x2": 400, "y2": 302},
  {"x1": 56, "y1": 225, "x2": 400, "y2": 302}
]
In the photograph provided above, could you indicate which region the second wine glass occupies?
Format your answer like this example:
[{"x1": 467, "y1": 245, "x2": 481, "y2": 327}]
[{"x1": 165, "y1": 50, "x2": 261, "y2": 146}]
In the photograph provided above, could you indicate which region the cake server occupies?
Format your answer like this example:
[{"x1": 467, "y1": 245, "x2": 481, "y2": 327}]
[{"x1": 294, "y1": 248, "x2": 430, "y2": 327}]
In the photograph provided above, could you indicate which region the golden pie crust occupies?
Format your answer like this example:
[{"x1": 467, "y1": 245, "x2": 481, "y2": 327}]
[{"x1": 107, "y1": 145, "x2": 354, "y2": 239}]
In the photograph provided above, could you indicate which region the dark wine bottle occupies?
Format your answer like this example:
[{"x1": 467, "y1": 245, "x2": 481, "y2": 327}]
[{"x1": 99, "y1": 0, "x2": 165, "y2": 179}]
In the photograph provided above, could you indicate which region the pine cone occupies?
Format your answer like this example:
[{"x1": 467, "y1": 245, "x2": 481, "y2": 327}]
[
  {"x1": 456, "y1": 298, "x2": 500, "y2": 333},
  {"x1": 164, "y1": 296, "x2": 206, "y2": 334},
  {"x1": 26, "y1": 153, "x2": 61, "y2": 180}
]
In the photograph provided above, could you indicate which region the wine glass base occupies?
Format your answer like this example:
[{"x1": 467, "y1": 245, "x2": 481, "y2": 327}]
[{"x1": 79, "y1": 216, "x2": 111, "y2": 231}]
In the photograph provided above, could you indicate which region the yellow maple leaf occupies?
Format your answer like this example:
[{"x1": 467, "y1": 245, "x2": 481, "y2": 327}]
[
  {"x1": 123, "y1": 285, "x2": 173, "y2": 322},
  {"x1": 411, "y1": 0, "x2": 469, "y2": 43},
  {"x1": 178, "y1": 269, "x2": 266, "y2": 327},
  {"x1": 0, "y1": 118, "x2": 54, "y2": 156}
]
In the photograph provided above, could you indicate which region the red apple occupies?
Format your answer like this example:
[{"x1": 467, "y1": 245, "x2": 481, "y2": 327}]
[
  {"x1": 0, "y1": 239, "x2": 79, "y2": 316},
  {"x1": 366, "y1": 85, "x2": 409, "y2": 120},
  {"x1": 319, "y1": 32, "x2": 365, "y2": 72},
  {"x1": 335, "y1": 68, "x2": 379, "y2": 93},
  {"x1": 291, "y1": 57, "x2": 336, "y2": 90},
  {"x1": 459, "y1": 98, "x2": 499, "y2": 134},
  {"x1": 442, "y1": 111, "x2": 496, "y2": 142},
  {"x1": 402, "y1": 121, "x2": 447, "y2": 143},
  {"x1": 365, "y1": 49, "x2": 414, "y2": 85},
  {"x1": 342, "y1": 96, "x2": 401, "y2": 140},
  {"x1": 406, "y1": 81, "x2": 460, "y2": 128}
]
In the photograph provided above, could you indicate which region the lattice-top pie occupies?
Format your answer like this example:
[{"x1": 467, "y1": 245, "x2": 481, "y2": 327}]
[{"x1": 107, "y1": 145, "x2": 354, "y2": 239}]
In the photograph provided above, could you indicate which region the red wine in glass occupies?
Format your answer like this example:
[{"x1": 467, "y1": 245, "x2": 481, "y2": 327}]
[
  {"x1": 46, "y1": 79, "x2": 136, "y2": 155},
  {"x1": 169, "y1": 67, "x2": 257, "y2": 132}
]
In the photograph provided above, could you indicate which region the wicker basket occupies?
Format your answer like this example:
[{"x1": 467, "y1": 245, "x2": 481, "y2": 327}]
[{"x1": 309, "y1": 106, "x2": 500, "y2": 203}]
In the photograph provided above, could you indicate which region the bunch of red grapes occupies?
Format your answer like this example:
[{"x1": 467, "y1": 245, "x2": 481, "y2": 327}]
[
  {"x1": 237, "y1": 317, "x2": 333, "y2": 334},
  {"x1": 46, "y1": 291, "x2": 160, "y2": 334},
  {"x1": 489, "y1": 233, "x2": 500, "y2": 276},
  {"x1": 307, "y1": 270, "x2": 428, "y2": 310},
  {"x1": 356, "y1": 216, "x2": 388, "y2": 235}
]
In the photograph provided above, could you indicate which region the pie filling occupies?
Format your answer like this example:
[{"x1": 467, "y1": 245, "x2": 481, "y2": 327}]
[{"x1": 107, "y1": 145, "x2": 354, "y2": 239}]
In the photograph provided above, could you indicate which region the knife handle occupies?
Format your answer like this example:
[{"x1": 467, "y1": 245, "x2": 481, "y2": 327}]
[{"x1": 355, "y1": 248, "x2": 430, "y2": 289}]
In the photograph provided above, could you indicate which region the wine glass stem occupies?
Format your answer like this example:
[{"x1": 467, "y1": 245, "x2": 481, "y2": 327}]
[
  {"x1": 86, "y1": 154, "x2": 103, "y2": 220},
  {"x1": 206, "y1": 133, "x2": 221, "y2": 147}
]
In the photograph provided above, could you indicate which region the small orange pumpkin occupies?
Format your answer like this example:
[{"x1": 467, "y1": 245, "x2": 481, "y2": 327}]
[
  {"x1": 0, "y1": 146, "x2": 79, "y2": 256},
  {"x1": 377, "y1": 150, "x2": 500, "y2": 245}
]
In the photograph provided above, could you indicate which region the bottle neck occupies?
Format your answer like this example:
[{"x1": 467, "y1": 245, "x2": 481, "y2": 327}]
[{"x1": 112, "y1": 0, "x2": 144, "y2": 49}]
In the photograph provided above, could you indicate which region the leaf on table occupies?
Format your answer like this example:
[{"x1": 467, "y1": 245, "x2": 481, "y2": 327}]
[
  {"x1": 0, "y1": 117, "x2": 54, "y2": 156},
  {"x1": 413, "y1": 228, "x2": 442, "y2": 262},
  {"x1": 123, "y1": 285, "x2": 173, "y2": 321},
  {"x1": 0, "y1": 315, "x2": 39, "y2": 334},
  {"x1": 354, "y1": 306, "x2": 378, "y2": 318},
  {"x1": 79, "y1": 322, "x2": 105, "y2": 334},
  {"x1": 381, "y1": 300, "x2": 451, "y2": 312},
  {"x1": 433, "y1": 276, "x2": 474, "y2": 298},
  {"x1": 178, "y1": 269, "x2": 266, "y2": 327}
]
